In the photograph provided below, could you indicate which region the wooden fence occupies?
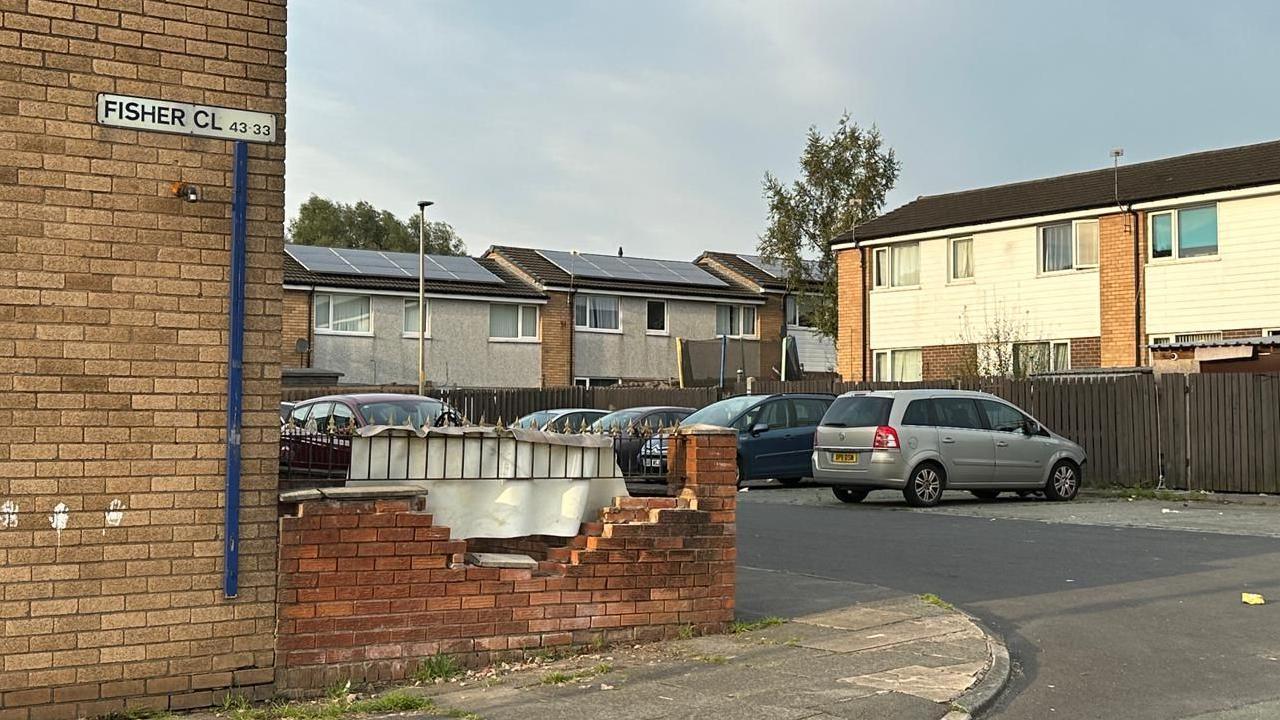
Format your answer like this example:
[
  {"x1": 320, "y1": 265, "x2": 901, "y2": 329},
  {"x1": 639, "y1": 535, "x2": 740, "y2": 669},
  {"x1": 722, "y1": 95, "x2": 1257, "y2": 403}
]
[{"x1": 280, "y1": 374, "x2": 1280, "y2": 493}]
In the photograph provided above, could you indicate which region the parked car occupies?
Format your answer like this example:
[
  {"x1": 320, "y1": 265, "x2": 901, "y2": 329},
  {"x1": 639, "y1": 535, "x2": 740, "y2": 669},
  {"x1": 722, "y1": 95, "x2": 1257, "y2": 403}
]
[
  {"x1": 513, "y1": 408, "x2": 608, "y2": 432},
  {"x1": 280, "y1": 393, "x2": 460, "y2": 477},
  {"x1": 637, "y1": 393, "x2": 834, "y2": 485},
  {"x1": 812, "y1": 389, "x2": 1087, "y2": 507},
  {"x1": 591, "y1": 406, "x2": 695, "y2": 475}
]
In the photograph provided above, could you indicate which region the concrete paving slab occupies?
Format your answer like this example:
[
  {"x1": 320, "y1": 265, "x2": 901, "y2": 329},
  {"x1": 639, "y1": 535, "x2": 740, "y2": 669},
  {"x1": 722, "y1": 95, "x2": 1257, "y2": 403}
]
[{"x1": 840, "y1": 660, "x2": 987, "y2": 703}]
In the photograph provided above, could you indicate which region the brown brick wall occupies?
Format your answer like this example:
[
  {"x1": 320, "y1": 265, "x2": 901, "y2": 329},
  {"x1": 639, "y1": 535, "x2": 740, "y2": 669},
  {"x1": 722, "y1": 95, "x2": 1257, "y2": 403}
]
[
  {"x1": 275, "y1": 431, "x2": 736, "y2": 692},
  {"x1": 541, "y1": 291, "x2": 572, "y2": 386},
  {"x1": 1, "y1": 1, "x2": 285, "y2": 716},
  {"x1": 1071, "y1": 336, "x2": 1101, "y2": 368},
  {"x1": 921, "y1": 343, "x2": 977, "y2": 380},
  {"x1": 1099, "y1": 212, "x2": 1145, "y2": 367},
  {"x1": 282, "y1": 289, "x2": 310, "y2": 368},
  {"x1": 835, "y1": 248, "x2": 865, "y2": 381}
]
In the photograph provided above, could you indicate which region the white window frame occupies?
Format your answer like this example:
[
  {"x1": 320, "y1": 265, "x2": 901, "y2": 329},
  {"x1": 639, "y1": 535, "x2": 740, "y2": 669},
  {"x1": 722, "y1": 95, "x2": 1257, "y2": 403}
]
[
  {"x1": 1073, "y1": 219, "x2": 1099, "y2": 269},
  {"x1": 948, "y1": 237, "x2": 974, "y2": 283},
  {"x1": 1174, "y1": 331, "x2": 1223, "y2": 344},
  {"x1": 1148, "y1": 203, "x2": 1219, "y2": 261},
  {"x1": 1038, "y1": 221, "x2": 1098, "y2": 275},
  {"x1": 313, "y1": 293, "x2": 372, "y2": 336},
  {"x1": 872, "y1": 242, "x2": 920, "y2": 290},
  {"x1": 716, "y1": 304, "x2": 757, "y2": 338},
  {"x1": 401, "y1": 298, "x2": 430, "y2": 339},
  {"x1": 1264, "y1": 329, "x2": 1280, "y2": 337},
  {"x1": 488, "y1": 303, "x2": 540, "y2": 343},
  {"x1": 645, "y1": 299, "x2": 668, "y2": 336},
  {"x1": 1013, "y1": 339, "x2": 1071, "y2": 376},
  {"x1": 574, "y1": 294, "x2": 622, "y2": 333},
  {"x1": 872, "y1": 348, "x2": 923, "y2": 381}
]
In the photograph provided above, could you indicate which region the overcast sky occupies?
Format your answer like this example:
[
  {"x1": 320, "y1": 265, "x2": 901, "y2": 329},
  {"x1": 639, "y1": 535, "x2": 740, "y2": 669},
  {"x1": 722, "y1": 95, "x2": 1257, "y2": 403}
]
[{"x1": 286, "y1": 1, "x2": 1280, "y2": 258}]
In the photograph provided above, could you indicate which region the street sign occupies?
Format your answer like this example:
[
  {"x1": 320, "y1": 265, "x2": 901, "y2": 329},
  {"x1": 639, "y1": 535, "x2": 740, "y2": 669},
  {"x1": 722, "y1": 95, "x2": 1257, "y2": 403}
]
[{"x1": 96, "y1": 93, "x2": 277, "y2": 144}]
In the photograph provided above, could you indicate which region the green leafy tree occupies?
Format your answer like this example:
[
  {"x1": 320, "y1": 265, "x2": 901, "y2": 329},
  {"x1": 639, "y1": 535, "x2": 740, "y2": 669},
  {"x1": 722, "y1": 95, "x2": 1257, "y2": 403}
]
[
  {"x1": 287, "y1": 195, "x2": 466, "y2": 255},
  {"x1": 757, "y1": 114, "x2": 900, "y2": 339}
]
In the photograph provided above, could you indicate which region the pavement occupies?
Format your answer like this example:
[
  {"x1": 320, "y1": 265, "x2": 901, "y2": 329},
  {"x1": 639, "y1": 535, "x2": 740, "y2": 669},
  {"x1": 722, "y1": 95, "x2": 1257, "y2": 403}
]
[
  {"x1": 392, "y1": 593, "x2": 1004, "y2": 720},
  {"x1": 735, "y1": 486, "x2": 1280, "y2": 719}
]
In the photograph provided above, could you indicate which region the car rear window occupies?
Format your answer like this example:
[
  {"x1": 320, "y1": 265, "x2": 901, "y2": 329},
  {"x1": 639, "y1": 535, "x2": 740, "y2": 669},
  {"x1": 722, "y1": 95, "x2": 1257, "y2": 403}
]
[{"x1": 821, "y1": 396, "x2": 892, "y2": 428}]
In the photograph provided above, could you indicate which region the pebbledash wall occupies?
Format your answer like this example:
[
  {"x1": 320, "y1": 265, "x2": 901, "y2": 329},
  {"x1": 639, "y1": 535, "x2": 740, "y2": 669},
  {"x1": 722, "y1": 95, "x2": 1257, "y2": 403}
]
[{"x1": 1, "y1": 1, "x2": 286, "y2": 717}]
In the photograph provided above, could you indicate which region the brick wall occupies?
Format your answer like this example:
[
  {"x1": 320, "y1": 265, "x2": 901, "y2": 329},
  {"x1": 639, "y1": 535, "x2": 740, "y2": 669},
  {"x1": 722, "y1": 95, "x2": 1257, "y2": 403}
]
[
  {"x1": 1099, "y1": 212, "x2": 1144, "y2": 366},
  {"x1": 1, "y1": 1, "x2": 286, "y2": 716},
  {"x1": 275, "y1": 430, "x2": 737, "y2": 693},
  {"x1": 282, "y1": 289, "x2": 310, "y2": 368},
  {"x1": 835, "y1": 247, "x2": 865, "y2": 381},
  {"x1": 540, "y1": 290, "x2": 572, "y2": 386},
  {"x1": 921, "y1": 343, "x2": 977, "y2": 380},
  {"x1": 1070, "y1": 336, "x2": 1101, "y2": 368}
]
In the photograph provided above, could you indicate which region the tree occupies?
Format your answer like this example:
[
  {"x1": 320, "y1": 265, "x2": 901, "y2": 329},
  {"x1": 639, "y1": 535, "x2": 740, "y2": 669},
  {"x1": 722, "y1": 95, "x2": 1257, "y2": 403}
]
[
  {"x1": 757, "y1": 114, "x2": 900, "y2": 339},
  {"x1": 287, "y1": 195, "x2": 466, "y2": 255}
]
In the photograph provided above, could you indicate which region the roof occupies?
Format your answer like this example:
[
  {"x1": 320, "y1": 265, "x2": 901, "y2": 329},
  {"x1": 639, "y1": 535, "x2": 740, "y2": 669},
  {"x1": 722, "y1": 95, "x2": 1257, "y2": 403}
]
[
  {"x1": 1150, "y1": 336, "x2": 1280, "y2": 350},
  {"x1": 838, "y1": 138, "x2": 1280, "y2": 243},
  {"x1": 283, "y1": 251, "x2": 545, "y2": 299},
  {"x1": 696, "y1": 252, "x2": 824, "y2": 293},
  {"x1": 487, "y1": 246, "x2": 761, "y2": 301}
]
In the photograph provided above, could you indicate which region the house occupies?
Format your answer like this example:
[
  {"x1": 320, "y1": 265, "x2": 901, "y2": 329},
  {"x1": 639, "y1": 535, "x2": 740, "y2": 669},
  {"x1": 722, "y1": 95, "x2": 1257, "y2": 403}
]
[
  {"x1": 831, "y1": 139, "x2": 1280, "y2": 381},
  {"x1": 282, "y1": 245, "x2": 547, "y2": 387},
  {"x1": 483, "y1": 246, "x2": 767, "y2": 386},
  {"x1": 696, "y1": 252, "x2": 838, "y2": 374}
]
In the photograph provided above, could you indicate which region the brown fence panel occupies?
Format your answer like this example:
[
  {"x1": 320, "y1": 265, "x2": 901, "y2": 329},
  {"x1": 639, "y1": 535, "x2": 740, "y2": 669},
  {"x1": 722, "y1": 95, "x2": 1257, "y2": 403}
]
[{"x1": 593, "y1": 386, "x2": 720, "y2": 411}]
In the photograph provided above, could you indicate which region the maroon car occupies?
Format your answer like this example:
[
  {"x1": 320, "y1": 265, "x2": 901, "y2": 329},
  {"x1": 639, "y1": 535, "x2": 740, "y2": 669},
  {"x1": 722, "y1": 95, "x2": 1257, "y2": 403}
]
[{"x1": 280, "y1": 393, "x2": 459, "y2": 479}]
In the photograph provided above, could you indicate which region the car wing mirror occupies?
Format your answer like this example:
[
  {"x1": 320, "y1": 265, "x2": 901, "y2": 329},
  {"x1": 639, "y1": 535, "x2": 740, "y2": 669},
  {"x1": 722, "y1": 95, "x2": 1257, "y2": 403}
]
[{"x1": 750, "y1": 422, "x2": 768, "y2": 437}]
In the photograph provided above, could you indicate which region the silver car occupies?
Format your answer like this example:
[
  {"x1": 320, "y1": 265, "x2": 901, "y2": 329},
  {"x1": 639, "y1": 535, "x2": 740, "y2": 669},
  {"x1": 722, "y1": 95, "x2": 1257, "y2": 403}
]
[{"x1": 812, "y1": 389, "x2": 1086, "y2": 507}]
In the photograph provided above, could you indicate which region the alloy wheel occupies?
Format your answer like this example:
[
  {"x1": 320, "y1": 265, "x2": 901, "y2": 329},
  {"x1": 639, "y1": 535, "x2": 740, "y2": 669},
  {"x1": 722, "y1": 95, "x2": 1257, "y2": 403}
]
[{"x1": 914, "y1": 467, "x2": 942, "y2": 504}]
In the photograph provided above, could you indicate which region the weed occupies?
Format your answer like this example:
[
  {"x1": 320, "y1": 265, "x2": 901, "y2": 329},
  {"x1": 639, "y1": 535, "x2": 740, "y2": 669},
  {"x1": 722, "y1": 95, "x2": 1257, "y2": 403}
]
[
  {"x1": 220, "y1": 695, "x2": 252, "y2": 714},
  {"x1": 324, "y1": 681, "x2": 352, "y2": 702},
  {"x1": 540, "y1": 671, "x2": 573, "y2": 685},
  {"x1": 729, "y1": 616, "x2": 785, "y2": 634},
  {"x1": 215, "y1": 691, "x2": 434, "y2": 720},
  {"x1": 676, "y1": 625, "x2": 697, "y2": 640},
  {"x1": 540, "y1": 663, "x2": 614, "y2": 685},
  {"x1": 919, "y1": 593, "x2": 954, "y2": 611},
  {"x1": 692, "y1": 654, "x2": 728, "y2": 665},
  {"x1": 413, "y1": 653, "x2": 463, "y2": 683},
  {"x1": 99, "y1": 709, "x2": 173, "y2": 720}
]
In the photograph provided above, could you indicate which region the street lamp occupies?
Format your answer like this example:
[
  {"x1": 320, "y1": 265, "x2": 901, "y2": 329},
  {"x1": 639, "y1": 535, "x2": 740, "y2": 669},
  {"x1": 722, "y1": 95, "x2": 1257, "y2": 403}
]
[{"x1": 417, "y1": 200, "x2": 434, "y2": 396}]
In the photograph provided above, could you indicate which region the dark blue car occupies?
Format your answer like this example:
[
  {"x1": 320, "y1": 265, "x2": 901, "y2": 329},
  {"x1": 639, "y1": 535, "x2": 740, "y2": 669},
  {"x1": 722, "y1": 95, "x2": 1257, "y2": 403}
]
[{"x1": 639, "y1": 393, "x2": 835, "y2": 486}]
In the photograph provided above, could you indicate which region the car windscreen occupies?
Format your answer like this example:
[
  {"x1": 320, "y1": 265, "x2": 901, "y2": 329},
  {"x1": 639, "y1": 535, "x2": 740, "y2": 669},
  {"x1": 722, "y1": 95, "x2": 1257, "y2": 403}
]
[
  {"x1": 515, "y1": 411, "x2": 551, "y2": 429},
  {"x1": 821, "y1": 396, "x2": 893, "y2": 428},
  {"x1": 680, "y1": 396, "x2": 760, "y2": 429},
  {"x1": 357, "y1": 399, "x2": 444, "y2": 429},
  {"x1": 591, "y1": 410, "x2": 643, "y2": 432}
]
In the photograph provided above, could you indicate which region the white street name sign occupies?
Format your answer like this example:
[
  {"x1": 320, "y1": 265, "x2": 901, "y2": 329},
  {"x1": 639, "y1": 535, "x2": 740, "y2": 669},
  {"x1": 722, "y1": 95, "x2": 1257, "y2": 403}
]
[{"x1": 96, "y1": 93, "x2": 277, "y2": 144}]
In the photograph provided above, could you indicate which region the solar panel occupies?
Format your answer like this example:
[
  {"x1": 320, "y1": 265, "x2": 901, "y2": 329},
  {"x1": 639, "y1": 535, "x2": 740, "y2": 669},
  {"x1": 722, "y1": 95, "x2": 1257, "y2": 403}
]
[
  {"x1": 285, "y1": 245, "x2": 501, "y2": 284},
  {"x1": 538, "y1": 249, "x2": 728, "y2": 288},
  {"x1": 738, "y1": 254, "x2": 819, "y2": 280}
]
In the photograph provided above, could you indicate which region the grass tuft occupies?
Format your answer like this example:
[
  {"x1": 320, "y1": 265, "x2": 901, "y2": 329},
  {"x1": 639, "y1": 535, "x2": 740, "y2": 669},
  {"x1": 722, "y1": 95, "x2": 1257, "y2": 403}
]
[
  {"x1": 216, "y1": 690, "x2": 434, "y2": 720},
  {"x1": 99, "y1": 709, "x2": 174, "y2": 720},
  {"x1": 729, "y1": 616, "x2": 785, "y2": 634},
  {"x1": 413, "y1": 653, "x2": 464, "y2": 683},
  {"x1": 919, "y1": 593, "x2": 954, "y2": 610},
  {"x1": 540, "y1": 663, "x2": 614, "y2": 685}
]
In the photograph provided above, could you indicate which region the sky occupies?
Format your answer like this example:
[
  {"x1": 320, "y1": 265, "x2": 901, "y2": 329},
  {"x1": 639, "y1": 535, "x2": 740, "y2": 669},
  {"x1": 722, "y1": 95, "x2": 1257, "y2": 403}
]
[{"x1": 286, "y1": 1, "x2": 1280, "y2": 259}]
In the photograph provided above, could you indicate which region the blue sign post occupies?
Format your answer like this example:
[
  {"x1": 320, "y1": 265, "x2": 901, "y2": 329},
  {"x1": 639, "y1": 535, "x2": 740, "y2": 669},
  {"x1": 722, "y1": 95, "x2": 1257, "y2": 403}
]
[{"x1": 224, "y1": 140, "x2": 248, "y2": 599}]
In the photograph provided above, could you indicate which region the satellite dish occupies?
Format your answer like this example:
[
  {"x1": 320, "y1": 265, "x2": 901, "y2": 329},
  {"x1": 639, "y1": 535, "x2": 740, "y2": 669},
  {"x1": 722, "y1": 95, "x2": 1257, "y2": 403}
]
[{"x1": 294, "y1": 338, "x2": 310, "y2": 354}]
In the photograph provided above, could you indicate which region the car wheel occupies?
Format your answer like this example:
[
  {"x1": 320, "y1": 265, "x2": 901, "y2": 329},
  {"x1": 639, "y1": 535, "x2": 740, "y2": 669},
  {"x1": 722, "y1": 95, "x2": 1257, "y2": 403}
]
[
  {"x1": 778, "y1": 477, "x2": 803, "y2": 487},
  {"x1": 1045, "y1": 460, "x2": 1081, "y2": 501},
  {"x1": 903, "y1": 463, "x2": 946, "y2": 508},
  {"x1": 970, "y1": 490, "x2": 1001, "y2": 500},
  {"x1": 832, "y1": 487, "x2": 869, "y2": 504}
]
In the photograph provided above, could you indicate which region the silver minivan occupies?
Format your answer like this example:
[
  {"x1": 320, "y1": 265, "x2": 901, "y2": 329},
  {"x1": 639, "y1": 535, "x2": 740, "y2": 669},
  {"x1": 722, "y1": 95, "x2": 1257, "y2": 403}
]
[{"x1": 812, "y1": 390, "x2": 1087, "y2": 507}]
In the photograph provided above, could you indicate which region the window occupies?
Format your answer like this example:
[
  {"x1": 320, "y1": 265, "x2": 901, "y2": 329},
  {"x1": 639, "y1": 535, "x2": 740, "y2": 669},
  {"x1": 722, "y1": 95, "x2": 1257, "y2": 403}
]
[
  {"x1": 573, "y1": 377, "x2": 619, "y2": 388},
  {"x1": 872, "y1": 349, "x2": 922, "y2": 381},
  {"x1": 790, "y1": 398, "x2": 831, "y2": 427},
  {"x1": 303, "y1": 402, "x2": 334, "y2": 432},
  {"x1": 314, "y1": 293, "x2": 370, "y2": 334},
  {"x1": 1013, "y1": 340, "x2": 1070, "y2": 376},
  {"x1": 489, "y1": 303, "x2": 538, "y2": 340},
  {"x1": 785, "y1": 295, "x2": 820, "y2": 328},
  {"x1": 402, "y1": 299, "x2": 430, "y2": 338},
  {"x1": 979, "y1": 400, "x2": 1026, "y2": 433},
  {"x1": 574, "y1": 295, "x2": 620, "y2": 331},
  {"x1": 1150, "y1": 205, "x2": 1218, "y2": 260},
  {"x1": 743, "y1": 399, "x2": 791, "y2": 431},
  {"x1": 1175, "y1": 331, "x2": 1222, "y2": 344},
  {"x1": 716, "y1": 304, "x2": 757, "y2": 337},
  {"x1": 901, "y1": 399, "x2": 934, "y2": 426},
  {"x1": 646, "y1": 300, "x2": 667, "y2": 333},
  {"x1": 822, "y1": 396, "x2": 892, "y2": 428},
  {"x1": 1265, "y1": 329, "x2": 1280, "y2": 337},
  {"x1": 932, "y1": 398, "x2": 985, "y2": 430},
  {"x1": 873, "y1": 242, "x2": 920, "y2": 289},
  {"x1": 950, "y1": 237, "x2": 974, "y2": 281},
  {"x1": 1038, "y1": 221, "x2": 1098, "y2": 273}
]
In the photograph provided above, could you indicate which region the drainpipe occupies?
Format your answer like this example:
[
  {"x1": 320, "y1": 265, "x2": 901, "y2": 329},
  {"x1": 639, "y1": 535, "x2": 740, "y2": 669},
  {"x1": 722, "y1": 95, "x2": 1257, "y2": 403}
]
[
  {"x1": 861, "y1": 245, "x2": 870, "y2": 382},
  {"x1": 306, "y1": 284, "x2": 315, "y2": 367},
  {"x1": 1131, "y1": 209, "x2": 1142, "y2": 366},
  {"x1": 223, "y1": 141, "x2": 248, "y2": 599}
]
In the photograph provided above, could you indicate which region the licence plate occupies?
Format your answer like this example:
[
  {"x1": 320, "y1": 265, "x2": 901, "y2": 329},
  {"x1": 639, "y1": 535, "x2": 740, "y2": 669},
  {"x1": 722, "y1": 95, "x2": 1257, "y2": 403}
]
[
  {"x1": 831, "y1": 452, "x2": 859, "y2": 464},
  {"x1": 643, "y1": 458, "x2": 662, "y2": 468}
]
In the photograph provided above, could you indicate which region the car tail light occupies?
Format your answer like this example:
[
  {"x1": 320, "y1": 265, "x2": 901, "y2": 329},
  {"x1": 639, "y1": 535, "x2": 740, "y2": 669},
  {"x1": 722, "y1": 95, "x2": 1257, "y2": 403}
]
[{"x1": 873, "y1": 425, "x2": 900, "y2": 450}]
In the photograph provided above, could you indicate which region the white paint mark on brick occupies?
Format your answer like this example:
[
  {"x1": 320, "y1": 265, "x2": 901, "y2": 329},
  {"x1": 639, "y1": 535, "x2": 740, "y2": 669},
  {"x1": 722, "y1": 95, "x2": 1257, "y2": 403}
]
[
  {"x1": 0, "y1": 501, "x2": 17, "y2": 529},
  {"x1": 105, "y1": 499, "x2": 125, "y2": 528},
  {"x1": 50, "y1": 502, "x2": 69, "y2": 544}
]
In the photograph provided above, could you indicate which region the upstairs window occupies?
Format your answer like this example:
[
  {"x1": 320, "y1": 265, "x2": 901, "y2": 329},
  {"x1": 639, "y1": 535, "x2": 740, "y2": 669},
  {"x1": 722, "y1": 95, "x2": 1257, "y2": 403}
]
[
  {"x1": 950, "y1": 237, "x2": 974, "y2": 281},
  {"x1": 490, "y1": 303, "x2": 539, "y2": 340},
  {"x1": 1150, "y1": 205, "x2": 1217, "y2": 260},
  {"x1": 574, "y1": 295, "x2": 620, "y2": 331},
  {"x1": 785, "y1": 294, "x2": 819, "y2": 328},
  {"x1": 646, "y1": 300, "x2": 667, "y2": 334},
  {"x1": 402, "y1": 299, "x2": 430, "y2": 338},
  {"x1": 716, "y1": 304, "x2": 757, "y2": 338},
  {"x1": 314, "y1": 293, "x2": 370, "y2": 334},
  {"x1": 1039, "y1": 220, "x2": 1098, "y2": 274},
  {"x1": 873, "y1": 242, "x2": 920, "y2": 288}
]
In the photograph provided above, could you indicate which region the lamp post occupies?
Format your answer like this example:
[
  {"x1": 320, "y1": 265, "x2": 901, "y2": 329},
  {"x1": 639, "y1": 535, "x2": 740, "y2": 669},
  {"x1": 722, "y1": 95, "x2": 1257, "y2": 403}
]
[{"x1": 417, "y1": 200, "x2": 434, "y2": 396}]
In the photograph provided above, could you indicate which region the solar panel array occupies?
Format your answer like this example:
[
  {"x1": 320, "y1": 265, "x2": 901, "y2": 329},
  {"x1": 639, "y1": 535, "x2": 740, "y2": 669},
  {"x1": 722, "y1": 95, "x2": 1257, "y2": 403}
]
[
  {"x1": 738, "y1": 254, "x2": 819, "y2": 280},
  {"x1": 285, "y1": 245, "x2": 501, "y2": 284},
  {"x1": 538, "y1": 249, "x2": 728, "y2": 288}
]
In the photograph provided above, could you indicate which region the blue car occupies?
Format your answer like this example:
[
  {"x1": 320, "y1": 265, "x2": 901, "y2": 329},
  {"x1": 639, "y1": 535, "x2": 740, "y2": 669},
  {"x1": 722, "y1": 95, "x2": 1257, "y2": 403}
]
[{"x1": 639, "y1": 393, "x2": 835, "y2": 486}]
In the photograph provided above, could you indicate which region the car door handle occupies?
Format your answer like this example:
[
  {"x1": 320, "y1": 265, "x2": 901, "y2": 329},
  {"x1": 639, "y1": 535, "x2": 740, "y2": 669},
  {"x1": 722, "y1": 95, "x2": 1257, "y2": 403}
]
[
  {"x1": 941, "y1": 437, "x2": 955, "y2": 444},
  {"x1": 995, "y1": 440, "x2": 1009, "y2": 448}
]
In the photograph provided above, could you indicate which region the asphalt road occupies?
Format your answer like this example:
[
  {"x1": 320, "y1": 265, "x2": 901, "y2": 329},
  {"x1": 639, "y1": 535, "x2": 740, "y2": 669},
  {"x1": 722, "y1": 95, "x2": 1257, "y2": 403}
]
[{"x1": 734, "y1": 488, "x2": 1280, "y2": 719}]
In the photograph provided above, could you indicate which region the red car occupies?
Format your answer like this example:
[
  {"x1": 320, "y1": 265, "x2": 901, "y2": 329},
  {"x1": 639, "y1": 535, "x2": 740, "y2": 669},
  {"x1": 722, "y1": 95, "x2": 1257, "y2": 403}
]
[{"x1": 280, "y1": 393, "x2": 460, "y2": 479}]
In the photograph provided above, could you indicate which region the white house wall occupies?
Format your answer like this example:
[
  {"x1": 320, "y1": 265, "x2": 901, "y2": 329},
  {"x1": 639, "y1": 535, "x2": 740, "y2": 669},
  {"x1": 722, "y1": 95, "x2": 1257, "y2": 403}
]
[
  {"x1": 789, "y1": 327, "x2": 837, "y2": 373},
  {"x1": 868, "y1": 225, "x2": 1101, "y2": 351}
]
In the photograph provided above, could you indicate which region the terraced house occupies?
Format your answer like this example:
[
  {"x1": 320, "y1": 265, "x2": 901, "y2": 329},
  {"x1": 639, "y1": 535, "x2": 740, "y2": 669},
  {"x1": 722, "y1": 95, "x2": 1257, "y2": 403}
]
[{"x1": 832, "y1": 139, "x2": 1280, "y2": 381}]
